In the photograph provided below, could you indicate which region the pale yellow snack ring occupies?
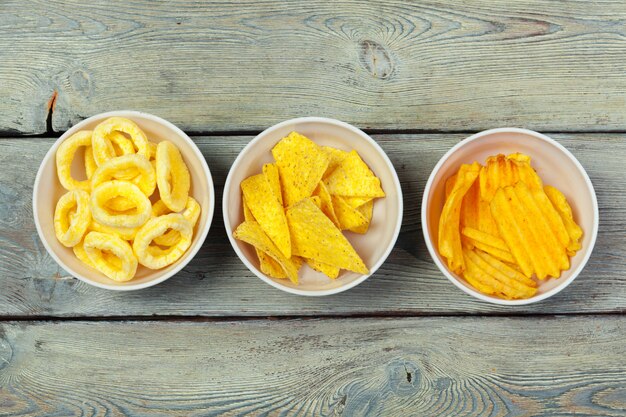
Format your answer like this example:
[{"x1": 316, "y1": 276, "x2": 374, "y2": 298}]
[
  {"x1": 133, "y1": 213, "x2": 193, "y2": 269},
  {"x1": 83, "y1": 231, "x2": 137, "y2": 282},
  {"x1": 92, "y1": 117, "x2": 150, "y2": 166},
  {"x1": 156, "y1": 141, "x2": 190, "y2": 212},
  {"x1": 91, "y1": 154, "x2": 156, "y2": 197},
  {"x1": 90, "y1": 180, "x2": 151, "y2": 228},
  {"x1": 153, "y1": 197, "x2": 201, "y2": 246},
  {"x1": 56, "y1": 130, "x2": 93, "y2": 191},
  {"x1": 54, "y1": 190, "x2": 91, "y2": 247}
]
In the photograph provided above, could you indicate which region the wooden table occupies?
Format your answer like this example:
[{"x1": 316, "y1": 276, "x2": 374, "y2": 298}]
[{"x1": 1, "y1": 1, "x2": 625, "y2": 415}]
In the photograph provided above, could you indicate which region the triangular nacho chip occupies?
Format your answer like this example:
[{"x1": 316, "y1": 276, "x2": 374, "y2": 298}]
[
  {"x1": 313, "y1": 181, "x2": 340, "y2": 227},
  {"x1": 286, "y1": 198, "x2": 368, "y2": 274},
  {"x1": 306, "y1": 258, "x2": 340, "y2": 279},
  {"x1": 272, "y1": 132, "x2": 330, "y2": 207},
  {"x1": 233, "y1": 221, "x2": 299, "y2": 284},
  {"x1": 322, "y1": 146, "x2": 349, "y2": 179},
  {"x1": 332, "y1": 195, "x2": 368, "y2": 231},
  {"x1": 241, "y1": 173, "x2": 291, "y2": 258},
  {"x1": 324, "y1": 150, "x2": 385, "y2": 197},
  {"x1": 263, "y1": 163, "x2": 283, "y2": 206},
  {"x1": 348, "y1": 199, "x2": 374, "y2": 234},
  {"x1": 342, "y1": 196, "x2": 373, "y2": 209}
]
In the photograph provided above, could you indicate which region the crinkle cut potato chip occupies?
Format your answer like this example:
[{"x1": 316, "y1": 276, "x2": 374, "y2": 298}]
[
  {"x1": 438, "y1": 162, "x2": 481, "y2": 274},
  {"x1": 324, "y1": 150, "x2": 385, "y2": 198},
  {"x1": 234, "y1": 221, "x2": 299, "y2": 284},
  {"x1": 438, "y1": 152, "x2": 584, "y2": 300},
  {"x1": 287, "y1": 198, "x2": 368, "y2": 274},
  {"x1": 241, "y1": 173, "x2": 291, "y2": 259},
  {"x1": 272, "y1": 132, "x2": 330, "y2": 207}
]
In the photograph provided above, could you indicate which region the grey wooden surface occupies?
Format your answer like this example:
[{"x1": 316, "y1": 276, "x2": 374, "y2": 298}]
[
  {"x1": 0, "y1": 316, "x2": 624, "y2": 416},
  {"x1": 0, "y1": 134, "x2": 623, "y2": 317},
  {"x1": 1, "y1": 0, "x2": 626, "y2": 134},
  {"x1": 1, "y1": 0, "x2": 625, "y2": 415}
]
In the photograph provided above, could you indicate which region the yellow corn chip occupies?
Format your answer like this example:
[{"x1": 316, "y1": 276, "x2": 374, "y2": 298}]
[
  {"x1": 342, "y1": 196, "x2": 373, "y2": 209},
  {"x1": 241, "y1": 173, "x2": 291, "y2": 258},
  {"x1": 324, "y1": 150, "x2": 385, "y2": 198},
  {"x1": 332, "y1": 195, "x2": 368, "y2": 231},
  {"x1": 286, "y1": 198, "x2": 368, "y2": 274},
  {"x1": 242, "y1": 194, "x2": 286, "y2": 279},
  {"x1": 313, "y1": 181, "x2": 340, "y2": 227},
  {"x1": 306, "y1": 258, "x2": 340, "y2": 279},
  {"x1": 311, "y1": 195, "x2": 321, "y2": 208},
  {"x1": 349, "y1": 199, "x2": 374, "y2": 234},
  {"x1": 322, "y1": 146, "x2": 349, "y2": 179},
  {"x1": 272, "y1": 132, "x2": 330, "y2": 207},
  {"x1": 233, "y1": 221, "x2": 299, "y2": 284},
  {"x1": 263, "y1": 163, "x2": 283, "y2": 206}
]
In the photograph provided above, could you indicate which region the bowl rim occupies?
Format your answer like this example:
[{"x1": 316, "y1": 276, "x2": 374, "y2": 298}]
[
  {"x1": 223, "y1": 116, "x2": 403, "y2": 296},
  {"x1": 421, "y1": 127, "x2": 599, "y2": 305},
  {"x1": 33, "y1": 110, "x2": 215, "y2": 291}
]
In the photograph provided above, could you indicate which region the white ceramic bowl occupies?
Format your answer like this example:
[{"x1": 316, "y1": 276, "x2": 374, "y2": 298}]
[
  {"x1": 223, "y1": 117, "x2": 403, "y2": 296},
  {"x1": 33, "y1": 111, "x2": 215, "y2": 291},
  {"x1": 422, "y1": 128, "x2": 598, "y2": 305}
]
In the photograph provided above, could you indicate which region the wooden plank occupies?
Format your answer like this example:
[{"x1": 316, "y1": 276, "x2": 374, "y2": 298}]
[
  {"x1": 1, "y1": 0, "x2": 626, "y2": 134},
  {"x1": 0, "y1": 316, "x2": 624, "y2": 415},
  {"x1": 0, "y1": 133, "x2": 623, "y2": 317}
]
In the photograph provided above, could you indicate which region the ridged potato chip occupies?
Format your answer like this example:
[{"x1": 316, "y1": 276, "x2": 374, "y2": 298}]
[
  {"x1": 438, "y1": 162, "x2": 481, "y2": 274},
  {"x1": 544, "y1": 186, "x2": 583, "y2": 254},
  {"x1": 92, "y1": 117, "x2": 150, "y2": 166},
  {"x1": 84, "y1": 231, "x2": 138, "y2": 282},
  {"x1": 56, "y1": 130, "x2": 93, "y2": 192},
  {"x1": 156, "y1": 141, "x2": 190, "y2": 212},
  {"x1": 133, "y1": 213, "x2": 193, "y2": 269},
  {"x1": 54, "y1": 190, "x2": 92, "y2": 247},
  {"x1": 90, "y1": 180, "x2": 152, "y2": 228}
]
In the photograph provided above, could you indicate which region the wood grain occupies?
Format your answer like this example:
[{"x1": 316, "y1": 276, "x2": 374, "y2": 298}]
[
  {"x1": 0, "y1": 316, "x2": 624, "y2": 416},
  {"x1": 0, "y1": 133, "x2": 624, "y2": 317},
  {"x1": 1, "y1": 0, "x2": 626, "y2": 134}
]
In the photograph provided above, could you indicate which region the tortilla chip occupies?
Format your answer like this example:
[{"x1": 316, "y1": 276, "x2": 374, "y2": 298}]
[
  {"x1": 324, "y1": 150, "x2": 385, "y2": 197},
  {"x1": 313, "y1": 181, "x2": 340, "y2": 227},
  {"x1": 286, "y1": 198, "x2": 368, "y2": 274},
  {"x1": 310, "y1": 195, "x2": 321, "y2": 208},
  {"x1": 263, "y1": 163, "x2": 283, "y2": 206},
  {"x1": 233, "y1": 221, "x2": 299, "y2": 284},
  {"x1": 322, "y1": 146, "x2": 349, "y2": 179},
  {"x1": 332, "y1": 195, "x2": 368, "y2": 231},
  {"x1": 306, "y1": 258, "x2": 340, "y2": 279},
  {"x1": 241, "y1": 173, "x2": 291, "y2": 258},
  {"x1": 272, "y1": 132, "x2": 330, "y2": 207},
  {"x1": 242, "y1": 194, "x2": 286, "y2": 278},
  {"x1": 342, "y1": 196, "x2": 373, "y2": 209},
  {"x1": 349, "y1": 199, "x2": 374, "y2": 234}
]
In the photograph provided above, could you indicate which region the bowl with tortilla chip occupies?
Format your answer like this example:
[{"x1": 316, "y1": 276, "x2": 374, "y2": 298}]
[{"x1": 223, "y1": 117, "x2": 402, "y2": 296}]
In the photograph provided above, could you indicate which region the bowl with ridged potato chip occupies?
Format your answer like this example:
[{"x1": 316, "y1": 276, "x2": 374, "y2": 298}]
[
  {"x1": 223, "y1": 117, "x2": 403, "y2": 296},
  {"x1": 422, "y1": 128, "x2": 598, "y2": 305}
]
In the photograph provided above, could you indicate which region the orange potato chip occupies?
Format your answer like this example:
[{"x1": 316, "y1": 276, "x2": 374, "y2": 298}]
[
  {"x1": 438, "y1": 162, "x2": 481, "y2": 274},
  {"x1": 241, "y1": 173, "x2": 291, "y2": 258},
  {"x1": 313, "y1": 181, "x2": 340, "y2": 228},
  {"x1": 479, "y1": 153, "x2": 543, "y2": 202},
  {"x1": 348, "y1": 199, "x2": 373, "y2": 234},
  {"x1": 306, "y1": 258, "x2": 340, "y2": 279},
  {"x1": 460, "y1": 180, "x2": 479, "y2": 230},
  {"x1": 242, "y1": 194, "x2": 286, "y2": 279},
  {"x1": 233, "y1": 221, "x2": 299, "y2": 284},
  {"x1": 272, "y1": 132, "x2": 330, "y2": 207},
  {"x1": 324, "y1": 150, "x2": 385, "y2": 198},
  {"x1": 286, "y1": 198, "x2": 368, "y2": 274},
  {"x1": 445, "y1": 173, "x2": 457, "y2": 200},
  {"x1": 544, "y1": 186, "x2": 583, "y2": 253},
  {"x1": 332, "y1": 195, "x2": 368, "y2": 231},
  {"x1": 263, "y1": 163, "x2": 283, "y2": 206}
]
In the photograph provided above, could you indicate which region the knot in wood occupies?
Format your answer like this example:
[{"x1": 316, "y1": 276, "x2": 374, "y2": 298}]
[{"x1": 358, "y1": 40, "x2": 394, "y2": 80}]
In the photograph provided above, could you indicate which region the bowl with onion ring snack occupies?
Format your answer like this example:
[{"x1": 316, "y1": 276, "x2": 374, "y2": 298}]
[{"x1": 33, "y1": 111, "x2": 214, "y2": 290}]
